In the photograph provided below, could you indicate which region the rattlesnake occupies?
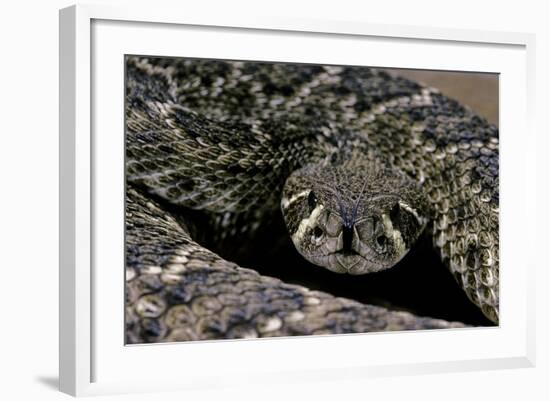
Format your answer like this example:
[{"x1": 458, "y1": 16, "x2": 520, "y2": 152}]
[{"x1": 125, "y1": 56, "x2": 499, "y2": 344}]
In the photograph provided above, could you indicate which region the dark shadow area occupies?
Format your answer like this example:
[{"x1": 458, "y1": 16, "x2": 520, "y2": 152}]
[{"x1": 35, "y1": 376, "x2": 58, "y2": 391}]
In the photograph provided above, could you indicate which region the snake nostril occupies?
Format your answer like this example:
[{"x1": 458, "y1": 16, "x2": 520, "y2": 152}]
[{"x1": 313, "y1": 226, "x2": 324, "y2": 238}]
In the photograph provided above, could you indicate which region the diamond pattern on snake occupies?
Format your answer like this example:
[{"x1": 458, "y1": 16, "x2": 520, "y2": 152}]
[{"x1": 125, "y1": 56, "x2": 499, "y2": 344}]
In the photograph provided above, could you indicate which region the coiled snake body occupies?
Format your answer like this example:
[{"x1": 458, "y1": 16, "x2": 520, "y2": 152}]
[{"x1": 125, "y1": 56, "x2": 499, "y2": 343}]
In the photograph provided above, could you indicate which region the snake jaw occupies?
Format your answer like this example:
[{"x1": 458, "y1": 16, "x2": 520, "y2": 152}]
[{"x1": 308, "y1": 249, "x2": 392, "y2": 275}]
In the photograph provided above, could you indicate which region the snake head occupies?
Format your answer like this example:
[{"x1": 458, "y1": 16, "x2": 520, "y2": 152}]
[{"x1": 281, "y1": 159, "x2": 429, "y2": 274}]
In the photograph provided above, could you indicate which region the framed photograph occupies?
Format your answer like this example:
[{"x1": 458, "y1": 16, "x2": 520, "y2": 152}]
[{"x1": 59, "y1": 4, "x2": 536, "y2": 396}]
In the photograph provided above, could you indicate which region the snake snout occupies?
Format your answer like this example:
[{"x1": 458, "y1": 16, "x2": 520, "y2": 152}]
[
  {"x1": 317, "y1": 213, "x2": 410, "y2": 274},
  {"x1": 311, "y1": 213, "x2": 369, "y2": 274}
]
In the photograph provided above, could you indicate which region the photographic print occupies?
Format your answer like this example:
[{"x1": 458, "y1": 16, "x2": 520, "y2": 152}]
[{"x1": 124, "y1": 56, "x2": 499, "y2": 344}]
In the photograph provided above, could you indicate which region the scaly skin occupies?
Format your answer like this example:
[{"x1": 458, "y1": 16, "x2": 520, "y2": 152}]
[
  {"x1": 125, "y1": 56, "x2": 498, "y2": 343},
  {"x1": 126, "y1": 187, "x2": 464, "y2": 343}
]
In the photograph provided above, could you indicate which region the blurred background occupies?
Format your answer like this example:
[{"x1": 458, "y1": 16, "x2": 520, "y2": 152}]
[{"x1": 385, "y1": 68, "x2": 499, "y2": 126}]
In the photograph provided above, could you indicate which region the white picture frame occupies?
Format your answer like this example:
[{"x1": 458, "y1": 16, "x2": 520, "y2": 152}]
[{"x1": 59, "y1": 4, "x2": 536, "y2": 397}]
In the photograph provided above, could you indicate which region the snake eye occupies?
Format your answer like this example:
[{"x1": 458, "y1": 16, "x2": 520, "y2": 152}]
[
  {"x1": 313, "y1": 226, "x2": 324, "y2": 239},
  {"x1": 308, "y1": 191, "x2": 317, "y2": 211},
  {"x1": 376, "y1": 235, "x2": 387, "y2": 248}
]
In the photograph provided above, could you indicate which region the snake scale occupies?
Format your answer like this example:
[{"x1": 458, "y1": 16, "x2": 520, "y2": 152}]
[{"x1": 125, "y1": 56, "x2": 499, "y2": 344}]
